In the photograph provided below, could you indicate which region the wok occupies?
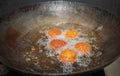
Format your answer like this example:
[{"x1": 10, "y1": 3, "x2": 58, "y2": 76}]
[{"x1": 0, "y1": 1, "x2": 120, "y2": 75}]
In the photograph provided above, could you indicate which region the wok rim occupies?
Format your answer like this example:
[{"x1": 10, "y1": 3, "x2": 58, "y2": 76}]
[{"x1": 0, "y1": 1, "x2": 120, "y2": 75}]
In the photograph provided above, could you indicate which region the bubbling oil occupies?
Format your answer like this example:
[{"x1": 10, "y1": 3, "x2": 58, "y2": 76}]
[
  {"x1": 0, "y1": 3, "x2": 105, "y2": 73},
  {"x1": 36, "y1": 23, "x2": 102, "y2": 73}
]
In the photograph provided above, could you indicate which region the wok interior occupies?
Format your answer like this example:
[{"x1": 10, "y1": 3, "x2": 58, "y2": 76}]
[{"x1": 0, "y1": 1, "x2": 120, "y2": 75}]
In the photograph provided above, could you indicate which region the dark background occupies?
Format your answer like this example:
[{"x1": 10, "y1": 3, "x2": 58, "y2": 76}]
[{"x1": 0, "y1": 0, "x2": 120, "y2": 17}]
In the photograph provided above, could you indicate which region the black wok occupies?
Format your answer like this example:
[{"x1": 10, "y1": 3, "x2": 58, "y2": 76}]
[{"x1": 0, "y1": 1, "x2": 120, "y2": 75}]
